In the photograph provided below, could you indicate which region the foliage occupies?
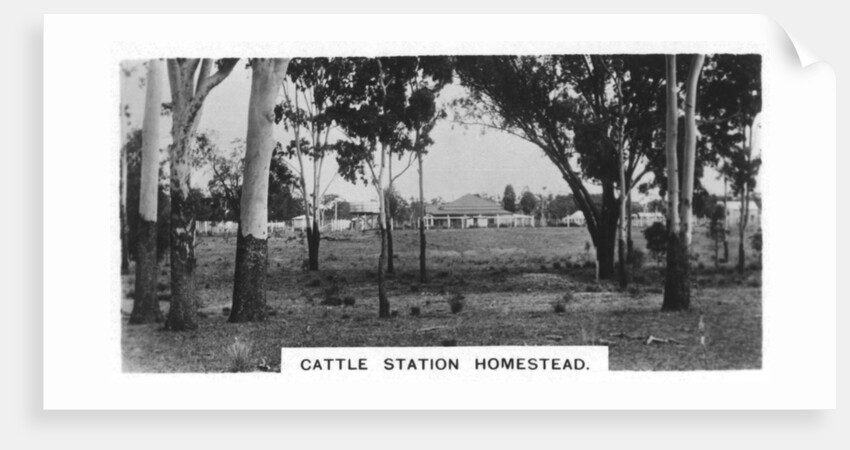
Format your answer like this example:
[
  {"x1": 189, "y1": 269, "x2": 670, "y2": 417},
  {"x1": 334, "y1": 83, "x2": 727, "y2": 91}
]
[
  {"x1": 750, "y1": 229, "x2": 762, "y2": 256},
  {"x1": 643, "y1": 221, "x2": 668, "y2": 263},
  {"x1": 447, "y1": 292, "x2": 465, "y2": 314},
  {"x1": 384, "y1": 187, "x2": 411, "y2": 223},
  {"x1": 546, "y1": 194, "x2": 575, "y2": 220},
  {"x1": 502, "y1": 184, "x2": 517, "y2": 212},
  {"x1": 519, "y1": 189, "x2": 538, "y2": 215},
  {"x1": 453, "y1": 55, "x2": 670, "y2": 267},
  {"x1": 706, "y1": 203, "x2": 727, "y2": 247}
]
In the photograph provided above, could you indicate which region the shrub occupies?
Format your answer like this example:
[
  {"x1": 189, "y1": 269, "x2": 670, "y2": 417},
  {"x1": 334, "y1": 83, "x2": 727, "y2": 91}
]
[
  {"x1": 643, "y1": 222, "x2": 667, "y2": 263},
  {"x1": 342, "y1": 296, "x2": 356, "y2": 307},
  {"x1": 321, "y1": 283, "x2": 343, "y2": 306},
  {"x1": 441, "y1": 338, "x2": 457, "y2": 347},
  {"x1": 306, "y1": 278, "x2": 322, "y2": 287},
  {"x1": 410, "y1": 306, "x2": 421, "y2": 316},
  {"x1": 224, "y1": 337, "x2": 252, "y2": 373},
  {"x1": 552, "y1": 261, "x2": 562, "y2": 271},
  {"x1": 447, "y1": 292, "x2": 465, "y2": 314},
  {"x1": 552, "y1": 301, "x2": 566, "y2": 314},
  {"x1": 750, "y1": 229, "x2": 763, "y2": 259}
]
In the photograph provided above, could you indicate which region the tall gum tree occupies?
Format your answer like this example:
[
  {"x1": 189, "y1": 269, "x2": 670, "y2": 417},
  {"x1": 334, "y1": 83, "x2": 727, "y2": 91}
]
[
  {"x1": 164, "y1": 58, "x2": 239, "y2": 331},
  {"x1": 230, "y1": 58, "x2": 290, "y2": 323},
  {"x1": 455, "y1": 55, "x2": 663, "y2": 280},
  {"x1": 661, "y1": 54, "x2": 705, "y2": 312},
  {"x1": 129, "y1": 59, "x2": 166, "y2": 324},
  {"x1": 401, "y1": 56, "x2": 453, "y2": 282},
  {"x1": 275, "y1": 58, "x2": 344, "y2": 272},
  {"x1": 330, "y1": 57, "x2": 413, "y2": 318}
]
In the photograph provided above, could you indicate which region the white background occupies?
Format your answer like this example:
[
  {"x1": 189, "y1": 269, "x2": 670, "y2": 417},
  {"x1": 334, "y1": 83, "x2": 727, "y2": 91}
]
[{"x1": 2, "y1": 4, "x2": 844, "y2": 450}]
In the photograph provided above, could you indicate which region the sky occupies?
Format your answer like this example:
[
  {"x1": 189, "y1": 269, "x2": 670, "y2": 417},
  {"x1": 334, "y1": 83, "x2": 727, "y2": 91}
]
[{"x1": 119, "y1": 60, "x2": 751, "y2": 206}]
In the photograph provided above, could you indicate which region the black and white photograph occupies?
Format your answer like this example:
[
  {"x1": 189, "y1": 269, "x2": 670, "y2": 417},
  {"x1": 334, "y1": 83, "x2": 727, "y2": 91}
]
[
  {"x1": 117, "y1": 53, "x2": 763, "y2": 373},
  {"x1": 37, "y1": 14, "x2": 838, "y2": 416}
]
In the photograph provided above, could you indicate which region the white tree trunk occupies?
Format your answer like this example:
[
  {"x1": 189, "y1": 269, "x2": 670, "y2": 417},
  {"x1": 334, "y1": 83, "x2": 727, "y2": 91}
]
[
  {"x1": 664, "y1": 55, "x2": 680, "y2": 233},
  {"x1": 681, "y1": 54, "x2": 706, "y2": 245},
  {"x1": 139, "y1": 59, "x2": 164, "y2": 221},
  {"x1": 240, "y1": 58, "x2": 290, "y2": 238}
]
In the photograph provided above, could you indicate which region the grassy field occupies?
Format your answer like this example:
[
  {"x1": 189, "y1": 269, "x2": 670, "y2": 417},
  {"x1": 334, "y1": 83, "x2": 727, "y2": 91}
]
[{"x1": 121, "y1": 226, "x2": 762, "y2": 372}]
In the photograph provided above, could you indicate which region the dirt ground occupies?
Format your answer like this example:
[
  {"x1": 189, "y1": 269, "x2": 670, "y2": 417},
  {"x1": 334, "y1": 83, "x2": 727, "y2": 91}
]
[{"x1": 121, "y1": 226, "x2": 762, "y2": 372}]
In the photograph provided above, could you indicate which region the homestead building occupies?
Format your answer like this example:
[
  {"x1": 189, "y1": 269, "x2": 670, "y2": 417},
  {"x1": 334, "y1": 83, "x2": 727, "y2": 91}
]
[{"x1": 423, "y1": 194, "x2": 534, "y2": 229}]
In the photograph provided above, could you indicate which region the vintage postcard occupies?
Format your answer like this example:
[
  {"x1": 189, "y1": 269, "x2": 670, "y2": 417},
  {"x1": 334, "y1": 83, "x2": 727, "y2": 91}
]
[{"x1": 43, "y1": 14, "x2": 836, "y2": 409}]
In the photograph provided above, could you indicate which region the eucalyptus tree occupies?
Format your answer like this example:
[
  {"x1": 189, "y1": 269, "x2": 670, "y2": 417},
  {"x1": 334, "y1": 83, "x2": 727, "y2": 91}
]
[
  {"x1": 129, "y1": 59, "x2": 166, "y2": 324},
  {"x1": 401, "y1": 56, "x2": 453, "y2": 282},
  {"x1": 275, "y1": 58, "x2": 344, "y2": 271},
  {"x1": 700, "y1": 55, "x2": 762, "y2": 274},
  {"x1": 455, "y1": 55, "x2": 665, "y2": 281},
  {"x1": 164, "y1": 58, "x2": 239, "y2": 331},
  {"x1": 229, "y1": 58, "x2": 290, "y2": 323},
  {"x1": 330, "y1": 56, "x2": 418, "y2": 318},
  {"x1": 661, "y1": 54, "x2": 705, "y2": 312}
]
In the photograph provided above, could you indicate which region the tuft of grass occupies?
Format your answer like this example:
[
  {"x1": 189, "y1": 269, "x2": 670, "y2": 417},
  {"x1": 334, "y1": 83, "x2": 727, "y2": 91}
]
[
  {"x1": 447, "y1": 292, "x2": 465, "y2": 314},
  {"x1": 552, "y1": 301, "x2": 566, "y2": 314},
  {"x1": 224, "y1": 337, "x2": 253, "y2": 373}
]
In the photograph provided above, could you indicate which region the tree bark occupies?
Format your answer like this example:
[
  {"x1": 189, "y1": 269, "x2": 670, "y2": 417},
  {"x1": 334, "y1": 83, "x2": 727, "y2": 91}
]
[
  {"x1": 386, "y1": 153, "x2": 395, "y2": 275},
  {"x1": 119, "y1": 103, "x2": 130, "y2": 274},
  {"x1": 418, "y1": 152, "x2": 427, "y2": 283},
  {"x1": 617, "y1": 150, "x2": 628, "y2": 289},
  {"x1": 738, "y1": 186, "x2": 748, "y2": 274},
  {"x1": 661, "y1": 54, "x2": 688, "y2": 311},
  {"x1": 377, "y1": 143, "x2": 390, "y2": 318},
  {"x1": 130, "y1": 59, "x2": 165, "y2": 324},
  {"x1": 723, "y1": 176, "x2": 729, "y2": 262},
  {"x1": 662, "y1": 231, "x2": 690, "y2": 311},
  {"x1": 164, "y1": 58, "x2": 238, "y2": 331},
  {"x1": 680, "y1": 54, "x2": 706, "y2": 245},
  {"x1": 307, "y1": 220, "x2": 320, "y2": 271},
  {"x1": 626, "y1": 190, "x2": 634, "y2": 258},
  {"x1": 386, "y1": 217, "x2": 395, "y2": 274},
  {"x1": 230, "y1": 58, "x2": 289, "y2": 323},
  {"x1": 596, "y1": 181, "x2": 619, "y2": 280}
]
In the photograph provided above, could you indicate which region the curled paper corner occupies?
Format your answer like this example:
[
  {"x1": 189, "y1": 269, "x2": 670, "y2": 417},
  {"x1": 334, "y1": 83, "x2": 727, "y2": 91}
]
[
  {"x1": 763, "y1": 15, "x2": 825, "y2": 69},
  {"x1": 786, "y1": 32, "x2": 822, "y2": 68}
]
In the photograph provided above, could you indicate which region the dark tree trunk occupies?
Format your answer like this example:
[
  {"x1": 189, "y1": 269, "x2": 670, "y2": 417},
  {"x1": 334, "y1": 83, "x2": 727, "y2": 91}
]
[
  {"x1": 129, "y1": 220, "x2": 163, "y2": 324},
  {"x1": 229, "y1": 226, "x2": 268, "y2": 323},
  {"x1": 626, "y1": 193, "x2": 634, "y2": 258},
  {"x1": 617, "y1": 238, "x2": 627, "y2": 289},
  {"x1": 120, "y1": 206, "x2": 130, "y2": 275},
  {"x1": 378, "y1": 223, "x2": 390, "y2": 318},
  {"x1": 164, "y1": 188, "x2": 198, "y2": 331},
  {"x1": 723, "y1": 241, "x2": 729, "y2": 263},
  {"x1": 662, "y1": 231, "x2": 690, "y2": 311},
  {"x1": 597, "y1": 237, "x2": 615, "y2": 280},
  {"x1": 386, "y1": 218, "x2": 395, "y2": 274},
  {"x1": 419, "y1": 218, "x2": 427, "y2": 283},
  {"x1": 417, "y1": 152, "x2": 427, "y2": 283},
  {"x1": 307, "y1": 220, "x2": 320, "y2": 271},
  {"x1": 595, "y1": 181, "x2": 619, "y2": 279},
  {"x1": 737, "y1": 241, "x2": 746, "y2": 274}
]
